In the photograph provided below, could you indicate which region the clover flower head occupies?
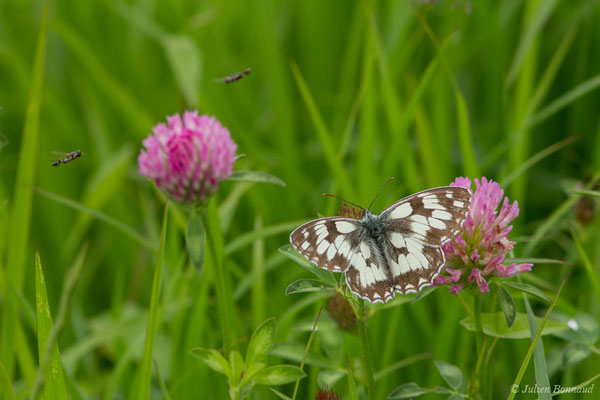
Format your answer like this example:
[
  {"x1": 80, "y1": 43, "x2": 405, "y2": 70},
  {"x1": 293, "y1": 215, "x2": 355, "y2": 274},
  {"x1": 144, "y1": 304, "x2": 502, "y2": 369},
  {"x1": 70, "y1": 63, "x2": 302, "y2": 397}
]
[
  {"x1": 315, "y1": 388, "x2": 342, "y2": 400},
  {"x1": 138, "y1": 111, "x2": 237, "y2": 204},
  {"x1": 434, "y1": 177, "x2": 533, "y2": 294}
]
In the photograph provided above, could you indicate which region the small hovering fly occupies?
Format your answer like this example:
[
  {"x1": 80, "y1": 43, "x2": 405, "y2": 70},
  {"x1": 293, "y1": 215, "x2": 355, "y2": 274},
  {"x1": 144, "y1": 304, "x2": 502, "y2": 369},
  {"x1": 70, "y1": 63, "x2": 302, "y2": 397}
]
[
  {"x1": 52, "y1": 150, "x2": 82, "y2": 167},
  {"x1": 216, "y1": 68, "x2": 251, "y2": 84}
]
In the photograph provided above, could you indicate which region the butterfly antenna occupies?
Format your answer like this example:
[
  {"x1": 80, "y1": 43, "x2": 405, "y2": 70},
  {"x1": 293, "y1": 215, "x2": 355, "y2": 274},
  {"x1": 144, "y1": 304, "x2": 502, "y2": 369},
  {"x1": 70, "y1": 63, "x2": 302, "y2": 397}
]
[
  {"x1": 322, "y1": 193, "x2": 365, "y2": 211},
  {"x1": 367, "y1": 177, "x2": 395, "y2": 211}
]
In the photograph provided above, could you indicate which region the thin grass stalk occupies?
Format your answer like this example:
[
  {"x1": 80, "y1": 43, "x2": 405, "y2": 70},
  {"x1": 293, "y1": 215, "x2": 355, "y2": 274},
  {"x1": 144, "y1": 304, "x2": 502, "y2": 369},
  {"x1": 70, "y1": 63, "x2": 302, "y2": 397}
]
[
  {"x1": 200, "y1": 207, "x2": 232, "y2": 355},
  {"x1": 507, "y1": 272, "x2": 570, "y2": 400},
  {"x1": 291, "y1": 307, "x2": 322, "y2": 400},
  {"x1": 136, "y1": 203, "x2": 169, "y2": 399},
  {"x1": 0, "y1": 0, "x2": 49, "y2": 379},
  {"x1": 349, "y1": 298, "x2": 375, "y2": 400}
]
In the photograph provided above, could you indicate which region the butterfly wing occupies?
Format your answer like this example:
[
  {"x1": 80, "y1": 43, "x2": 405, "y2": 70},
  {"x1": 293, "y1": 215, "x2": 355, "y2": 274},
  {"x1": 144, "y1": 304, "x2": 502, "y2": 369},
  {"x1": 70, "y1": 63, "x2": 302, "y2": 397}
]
[
  {"x1": 380, "y1": 186, "x2": 471, "y2": 245},
  {"x1": 379, "y1": 186, "x2": 471, "y2": 294},
  {"x1": 290, "y1": 217, "x2": 362, "y2": 273},
  {"x1": 344, "y1": 238, "x2": 396, "y2": 303}
]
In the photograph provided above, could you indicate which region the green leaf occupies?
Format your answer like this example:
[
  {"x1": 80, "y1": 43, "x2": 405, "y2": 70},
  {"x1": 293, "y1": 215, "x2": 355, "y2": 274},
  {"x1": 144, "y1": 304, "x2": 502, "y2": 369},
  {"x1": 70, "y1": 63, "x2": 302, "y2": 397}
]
[
  {"x1": 447, "y1": 394, "x2": 466, "y2": 400},
  {"x1": 229, "y1": 350, "x2": 245, "y2": 386},
  {"x1": 553, "y1": 313, "x2": 599, "y2": 344},
  {"x1": 285, "y1": 279, "x2": 335, "y2": 295},
  {"x1": 434, "y1": 360, "x2": 462, "y2": 390},
  {"x1": 252, "y1": 365, "x2": 306, "y2": 386},
  {"x1": 460, "y1": 312, "x2": 567, "y2": 339},
  {"x1": 227, "y1": 170, "x2": 286, "y2": 186},
  {"x1": 562, "y1": 343, "x2": 592, "y2": 368},
  {"x1": 34, "y1": 250, "x2": 69, "y2": 400},
  {"x1": 189, "y1": 348, "x2": 233, "y2": 381},
  {"x1": 503, "y1": 282, "x2": 551, "y2": 303},
  {"x1": 186, "y1": 208, "x2": 206, "y2": 269},
  {"x1": 279, "y1": 245, "x2": 337, "y2": 286},
  {"x1": 246, "y1": 317, "x2": 277, "y2": 366},
  {"x1": 387, "y1": 382, "x2": 434, "y2": 399},
  {"x1": 498, "y1": 286, "x2": 517, "y2": 328},
  {"x1": 239, "y1": 362, "x2": 266, "y2": 387},
  {"x1": 135, "y1": 204, "x2": 169, "y2": 399}
]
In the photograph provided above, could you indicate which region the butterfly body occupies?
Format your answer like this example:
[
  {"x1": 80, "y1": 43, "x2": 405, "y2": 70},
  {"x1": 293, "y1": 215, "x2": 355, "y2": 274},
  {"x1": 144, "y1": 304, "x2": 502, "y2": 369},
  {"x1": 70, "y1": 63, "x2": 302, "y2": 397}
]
[{"x1": 290, "y1": 186, "x2": 471, "y2": 303}]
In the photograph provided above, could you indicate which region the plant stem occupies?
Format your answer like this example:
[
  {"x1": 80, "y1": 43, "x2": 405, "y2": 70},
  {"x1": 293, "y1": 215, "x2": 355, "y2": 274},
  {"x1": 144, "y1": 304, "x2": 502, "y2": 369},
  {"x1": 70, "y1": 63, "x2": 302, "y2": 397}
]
[
  {"x1": 200, "y1": 207, "x2": 232, "y2": 355},
  {"x1": 471, "y1": 293, "x2": 485, "y2": 399},
  {"x1": 473, "y1": 293, "x2": 483, "y2": 354},
  {"x1": 352, "y1": 298, "x2": 376, "y2": 400}
]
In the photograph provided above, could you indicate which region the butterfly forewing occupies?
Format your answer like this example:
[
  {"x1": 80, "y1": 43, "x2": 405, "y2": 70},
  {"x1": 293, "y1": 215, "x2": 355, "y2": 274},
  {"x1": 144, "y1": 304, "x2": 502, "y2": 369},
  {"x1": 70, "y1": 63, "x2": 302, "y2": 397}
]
[
  {"x1": 379, "y1": 187, "x2": 471, "y2": 294},
  {"x1": 290, "y1": 218, "x2": 362, "y2": 273},
  {"x1": 381, "y1": 187, "x2": 471, "y2": 246}
]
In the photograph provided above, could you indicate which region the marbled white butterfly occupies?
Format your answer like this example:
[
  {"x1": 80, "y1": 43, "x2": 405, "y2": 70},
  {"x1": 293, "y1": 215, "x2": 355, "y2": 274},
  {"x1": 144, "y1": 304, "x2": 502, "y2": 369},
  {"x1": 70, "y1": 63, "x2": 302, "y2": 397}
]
[{"x1": 290, "y1": 186, "x2": 471, "y2": 303}]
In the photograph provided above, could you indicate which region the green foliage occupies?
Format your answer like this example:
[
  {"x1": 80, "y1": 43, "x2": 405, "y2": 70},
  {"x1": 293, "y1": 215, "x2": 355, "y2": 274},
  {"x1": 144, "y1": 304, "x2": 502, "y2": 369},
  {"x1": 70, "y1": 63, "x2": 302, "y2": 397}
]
[
  {"x1": 33, "y1": 250, "x2": 69, "y2": 400},
  {"x1": 1, "y1": 0, "x2": 600, "y2": 398},
  {"x1": 191, "y1": 317, "x2": 304, "y2": 400},
  {"x1": 388, "y1": 360, "x2": 466, "y2": 399}
]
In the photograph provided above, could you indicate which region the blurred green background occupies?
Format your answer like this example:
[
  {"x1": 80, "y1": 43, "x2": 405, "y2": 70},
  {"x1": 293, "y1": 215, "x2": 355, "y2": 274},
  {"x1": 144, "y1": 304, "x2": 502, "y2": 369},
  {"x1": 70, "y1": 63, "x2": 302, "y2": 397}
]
[{"x1": 1, "y1": 0, "x2": 600, "y2": 398}]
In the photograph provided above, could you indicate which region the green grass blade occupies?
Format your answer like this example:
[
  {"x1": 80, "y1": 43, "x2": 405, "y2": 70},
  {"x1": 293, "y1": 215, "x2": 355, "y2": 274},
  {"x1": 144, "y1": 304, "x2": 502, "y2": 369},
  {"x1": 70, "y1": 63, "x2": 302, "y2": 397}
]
[
  {"x1": 505, "y1": 0, "x2": 560, "y2": 88},
  {"x1": 31, "y1": 244, "x2": 88, "y2": 399},
  {"x1": 0, "y1": 361, "x2": 14, "y2": 398},
  {"x1": 570, "y1": 228, "x2": 600, "y2": 300},
  {"x1": 32, "y1": 249, "x2": 69, "y2": 400},
  {"x1": 454, "y1": 88, "x2": 480, "y2": 178},
  {"x1": 526, "y1": 74, "x2": 600, "y2": 130},
  {"x1": 507, "y1": 272, "x2": 569, "y2": 400},
  {"x1": 50, "y1": 20, "x2": 154, "y2": 135},
  {"x1": 289, "y1": 59, "x2": 355, "y2": 198},
  {"x1": 135, "y1": 203, "x2": 169, "y2": 399},
  {"x1": 0, "y1": 0, "x2": 49, "y2": 379},
  {"x1": 154, "y1": 359, "x2": 173, "y2": 400},
  {"x1": 524, "y1": 171, "x2": 600, "y2": 255},
  {"x1": 382, "y1": 33, "x2": 451, "y2": 183},
  {"x1": 252, "y1": 215, "x2": 266, "y2": 327},
  {"x1": 412, "y1": 9, "x2": 479, "y2": 178},
  {"x1": 291, "y1": 307, "x2": 322, "y2": 400},
  {"x1": 522, "y1": 291, "x2": 551, "y2": 400},
  {"x1": 526, "y1": 21, "x2": 580, "y2": 117},
  {"x1": 501, "y1": 136, "x2": 579, "y2": 187},
  {"x1": 225, "y1": 220, "x2": 305, "y2": 255},
  {"x1": 34, "y1": 186, "x2": 156, "y2": 252}
]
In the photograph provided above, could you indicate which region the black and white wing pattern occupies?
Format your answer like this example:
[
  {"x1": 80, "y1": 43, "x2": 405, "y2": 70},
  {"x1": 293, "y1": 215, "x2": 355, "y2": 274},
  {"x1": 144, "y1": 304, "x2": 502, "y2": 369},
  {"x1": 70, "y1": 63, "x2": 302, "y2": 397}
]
[
  {"x1": 290, "y1": 217, "x2": 395, "y2": 302},
  {"x1": 379, "y1": 186, "x2": 471, "y2": 294},
  {"x1": 290, "y1": 218, "x2": 362, "y2": 273},
  {"x1": 289, "y1": 186, "x2": 471, "y2": 303}
]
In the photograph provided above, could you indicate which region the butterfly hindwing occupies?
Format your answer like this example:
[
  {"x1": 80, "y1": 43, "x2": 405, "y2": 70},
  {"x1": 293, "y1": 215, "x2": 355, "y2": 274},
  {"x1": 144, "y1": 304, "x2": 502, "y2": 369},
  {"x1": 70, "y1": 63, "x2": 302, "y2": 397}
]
[
  {"x1": 290, "y1": 218, "x2": 362, "y2": 273},
  {"x1": 383, "y1": 234, "x2": 446, "y2": 294},
  {"x1": 344, "y1": 238, "x2": 395, "y2": 303}
]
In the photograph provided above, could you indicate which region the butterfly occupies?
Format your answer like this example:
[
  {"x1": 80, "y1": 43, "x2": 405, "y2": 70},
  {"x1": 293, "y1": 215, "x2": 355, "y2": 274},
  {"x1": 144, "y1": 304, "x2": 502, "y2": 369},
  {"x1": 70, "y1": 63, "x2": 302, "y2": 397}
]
[{"x1": 289, "y1": 186, "x2": 471, "y2": 303}]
